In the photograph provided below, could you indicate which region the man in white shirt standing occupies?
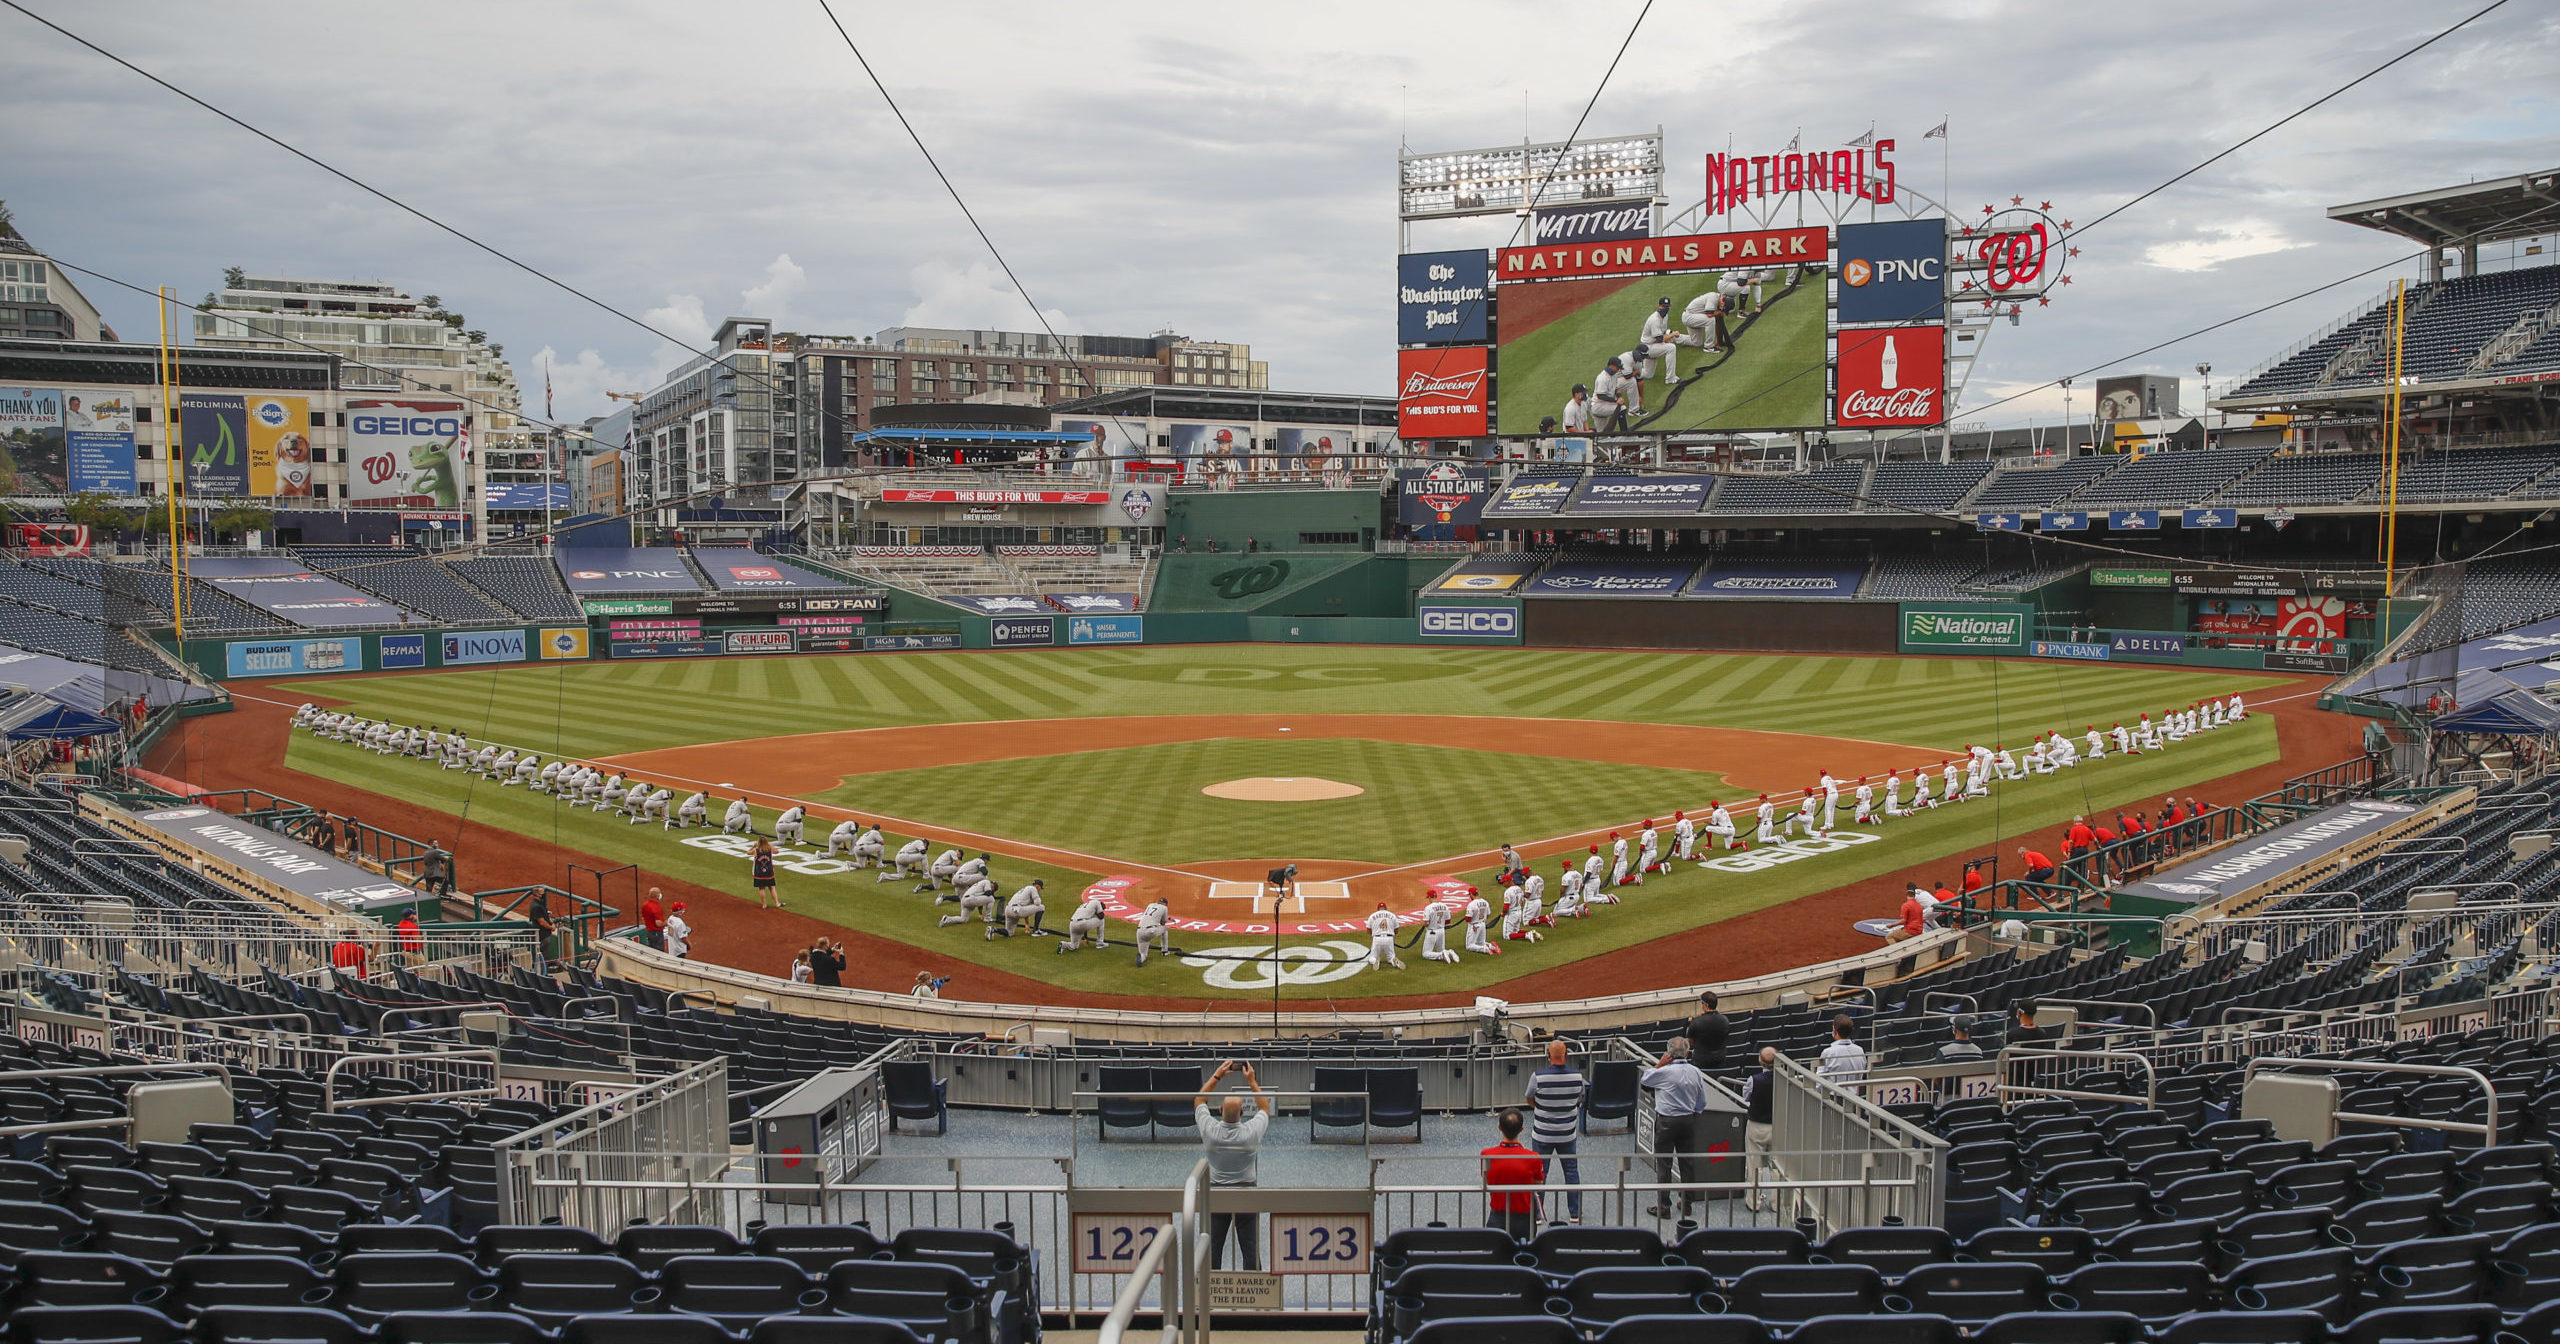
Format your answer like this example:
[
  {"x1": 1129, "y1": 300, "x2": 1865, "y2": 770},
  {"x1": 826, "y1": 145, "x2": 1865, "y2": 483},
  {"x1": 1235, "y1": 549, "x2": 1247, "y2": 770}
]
[
  {"x1": 1816, "y1": 1014, "x2": 1869, "y2": 1087},
  {"x1": 1195, "y1": 1062, "x2": 1271, "y2": 1270}
]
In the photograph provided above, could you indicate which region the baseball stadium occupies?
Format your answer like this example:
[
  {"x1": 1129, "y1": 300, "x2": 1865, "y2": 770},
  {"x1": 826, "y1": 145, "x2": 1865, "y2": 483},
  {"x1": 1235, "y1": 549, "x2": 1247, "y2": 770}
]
[{"x1": 15, "y1": 7, "x2": 2560, "y2": 1337}]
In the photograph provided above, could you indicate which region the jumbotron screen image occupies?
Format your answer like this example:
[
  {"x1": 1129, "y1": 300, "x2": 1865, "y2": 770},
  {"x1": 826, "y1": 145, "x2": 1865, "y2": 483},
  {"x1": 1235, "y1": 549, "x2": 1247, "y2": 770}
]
[{"x1": 1494, "y1": 226, "x2": 1831, "y2": 435}]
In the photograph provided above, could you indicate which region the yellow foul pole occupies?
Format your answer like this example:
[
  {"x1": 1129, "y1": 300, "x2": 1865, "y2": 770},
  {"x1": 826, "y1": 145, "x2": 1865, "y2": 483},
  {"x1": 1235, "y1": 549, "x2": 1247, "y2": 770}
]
[
  {"x1": 156, "y1": 289, "x2": 185, "y2": 641},
  {"x1": 2382, "y1": 280, "x2": 2408, "y2": 616}
]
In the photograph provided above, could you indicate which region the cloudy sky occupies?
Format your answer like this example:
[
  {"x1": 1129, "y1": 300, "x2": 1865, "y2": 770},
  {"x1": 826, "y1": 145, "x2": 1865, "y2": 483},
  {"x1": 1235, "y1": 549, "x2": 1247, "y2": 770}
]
[{"x1": 4, "y1": 0, "x2": 2556, "y2": 430}]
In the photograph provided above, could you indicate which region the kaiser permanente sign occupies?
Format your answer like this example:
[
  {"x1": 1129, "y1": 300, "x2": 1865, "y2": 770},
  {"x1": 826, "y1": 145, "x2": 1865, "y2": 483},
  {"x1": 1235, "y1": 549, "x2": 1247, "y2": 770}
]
[
  {"x1": 1898, "y1": 604, "x2": 2030, "y2": 653},
  {"x1": 2118, "y1": 799, "x2": 2421, "y2": 911}
]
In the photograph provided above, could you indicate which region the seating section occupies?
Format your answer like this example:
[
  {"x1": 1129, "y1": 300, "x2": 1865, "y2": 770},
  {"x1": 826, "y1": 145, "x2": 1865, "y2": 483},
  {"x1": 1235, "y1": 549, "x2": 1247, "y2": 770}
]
[
  {"x1": 2429, "y1": 556, "x2": 2560, "y2": 642},
  {"x1": 2068, "y1": 446, "x2": 2274, "y2": 511},
  {"x1": 2232, "y1": 264, "x2": 2560, "y2": 398},
  {"x1": 297, "y1": 548, "x2": 514, "y2": 626},
  {"x1": 2214, "y1": 451, "x2": 2383, "y2": 506},
  {"x1": 1967, "y1": 457, "x2": 2122, "y2": 511},
  {"x1": 444, "y1": 557, "x2": 583, "y2": 622},
  {"x1": 1867, "y1": 461, "x2": 1993, "y2": 513},
  {"x1": 1709, "y1": 464, "x2": 1870, "y2": 514},
  {"x1": 829, "y1": 547, "x2": 1025, "y2": 598},
  {"x1": 2383, "y1": 444, "x2": 2560, "y2": 503},
  {"x1": 1862, "y1": 554, "x2": 1994, "y2": 601}
]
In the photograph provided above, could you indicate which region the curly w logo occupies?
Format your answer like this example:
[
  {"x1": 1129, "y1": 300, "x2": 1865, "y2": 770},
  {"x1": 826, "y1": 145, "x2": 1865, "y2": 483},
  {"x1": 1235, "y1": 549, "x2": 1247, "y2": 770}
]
[{"x1": 1210, "y1": 560, "x2": 1292, "y2": 601}]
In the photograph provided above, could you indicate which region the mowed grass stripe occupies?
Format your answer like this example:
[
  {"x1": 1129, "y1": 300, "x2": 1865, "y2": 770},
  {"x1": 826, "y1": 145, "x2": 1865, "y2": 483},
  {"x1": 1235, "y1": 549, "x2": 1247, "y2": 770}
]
[{"x1": 952, "y1": 654, "x2": 1079, "y2": 718}]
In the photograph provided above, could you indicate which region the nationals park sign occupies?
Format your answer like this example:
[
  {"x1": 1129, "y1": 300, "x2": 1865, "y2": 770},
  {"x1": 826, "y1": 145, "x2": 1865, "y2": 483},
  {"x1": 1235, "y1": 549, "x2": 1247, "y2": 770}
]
[{"x1": 1899, "y1": 604, "x2": 2029, "y2": 653}]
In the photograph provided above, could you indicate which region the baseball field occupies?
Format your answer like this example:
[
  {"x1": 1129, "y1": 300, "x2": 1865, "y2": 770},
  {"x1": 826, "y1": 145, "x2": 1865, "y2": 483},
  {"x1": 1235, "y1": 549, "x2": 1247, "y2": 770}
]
[
  {"x1": 233, "y1": 644, "x2": 2301, "y2": 1002},
  {"x1": 1495, "y1": 268, "x2": 1829, "y2": 435}
]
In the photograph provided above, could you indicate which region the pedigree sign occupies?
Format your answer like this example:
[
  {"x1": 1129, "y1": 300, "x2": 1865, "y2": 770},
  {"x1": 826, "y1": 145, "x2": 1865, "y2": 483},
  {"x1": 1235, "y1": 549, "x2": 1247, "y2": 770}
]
[{"x1": 1496, "y1": 227, "x2": 1827, "y2": 282}]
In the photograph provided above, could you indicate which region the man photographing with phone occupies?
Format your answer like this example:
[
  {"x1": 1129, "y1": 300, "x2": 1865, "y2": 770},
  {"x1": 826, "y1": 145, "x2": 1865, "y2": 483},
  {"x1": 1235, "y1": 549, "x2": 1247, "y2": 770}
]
[{"x1": 1194, "y1": 1059, "x2": 1272, "y2": 1270}]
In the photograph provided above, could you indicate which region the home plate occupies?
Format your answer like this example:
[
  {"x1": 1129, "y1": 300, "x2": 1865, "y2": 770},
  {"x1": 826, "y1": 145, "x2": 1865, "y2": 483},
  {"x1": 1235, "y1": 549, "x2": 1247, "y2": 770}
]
[{"x1": 1206, "y1": 881, "x2": 1268, "y2": 902}]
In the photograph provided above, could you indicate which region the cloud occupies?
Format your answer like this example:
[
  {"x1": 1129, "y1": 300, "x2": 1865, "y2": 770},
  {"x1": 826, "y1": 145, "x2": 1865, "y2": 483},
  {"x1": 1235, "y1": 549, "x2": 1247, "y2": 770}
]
[
  {"x1": 900, "y1": 259, "x2": 1074, "y2": 334},
  {"x1": 527, "y1": 345, "x2": 651, "y2": 423},
  {"x1": 2143, "y1": 219, "x2": 2308, "y2": 272},
  {"x1": 740, "y1": 253, "x2": 806, "y2": 321}
]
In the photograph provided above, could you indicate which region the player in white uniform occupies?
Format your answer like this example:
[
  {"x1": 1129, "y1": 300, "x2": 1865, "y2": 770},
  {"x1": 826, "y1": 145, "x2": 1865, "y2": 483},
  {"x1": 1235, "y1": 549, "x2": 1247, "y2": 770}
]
[
  {"x1": 998, "y1": 881, "x2": 1049, "y2": 938},
  {"x1": 1551, "y1": 876, "x2": 1587, "y2": 920},
  {"x1": 952, "y1": 853, "x2": 990, "y2": 889},
  {"x1": 1609, "y1": 848, "x2": 1635, "y2": 889},
  {"x1": 920, "y1": 848, "x2": 961, "y2": 892},
  {"x1": 1057, "y1": 893, "x2": 1110, "y2": 953},
  {"x1": 1636, "y1": 297, "x2": 1697, "y2": 384},
  {"x1": 535, "y1": 760, "x2": 564, "y2": 794},
  {"x1": 1754, "y1": 795, "x2": 1779, "y2": 846},
  {"x1": 880, "y1": 838, "x2": 928, "y2": 883},
  {"x1": 1636, "y1": 821, "x2": 1663, "y2": 876},
  {"x1": 1947, "y1": 759, "x2": 1969, "y2": 801},
  {"x1": 1682, "y1": 288, "x2": 1732, "y2": 352},
  {"x1": 1964, "y1": 756, "x2": 1989, "y2": 797},
  {"x1": 1560, "y1": 385, "x2": 1593, "y2": 434},
  {"x1": 939, "y1": 877, "x2": 999, "y2": 929},
  {"x1": 2025, "y1": 738, "x2": 2051, "y2": 775},
  {"x1": 1500, "y1": 898, "x2": 1542, "y2": 943},
  {"x1": 599, "y1": 774, "x2": 632, "y2": 814},
  {"x1": 633, "y1": 786, "x2": 671, "y2": 825},
  {"x1": 1707, "y1": 801, "x2": 1739, "y2": 851},
  {"x1": 823, "y1": 818, "x2": 859, "y2": 853},
  {"x1": 1134, "y1": 898, "x2": 1174, "y2": 966},
  {"x1": 1463, "y1": 889, "x2": 1496, "y2": 955},
  {"x1": 1883, "y1": 771, "x2": 1905, "y2": 818},
  {"x1": 774, "y1": 805, "x2": 806, "y2": 846},
  {"x1": 722, "y1": 797, "x2": 754, "y2": 834},
  {"x1": 2228, "y1": 694, "x2": 2245, "y2": 721},
  {"x1": 509, "y1": 755, "x2": 540, "y2": 788},
  {"x1": 2086, "y1": 725, "x2": 2107, "y2": 761},
  {"x1": 673, "y1": 791, "x2": 709, "y2": 829},
  {"x1": 852, "y1": 825, "x2": 886, "y2": 868},
  {"x1": 1818, "y1": 772, "x2": 1841, "y2": 831},
  {"x1": 1581, "y1": 845, "x2": 1605, "y2": 894},
  {"x1": 1419, "y1": 900, "x2": 1457, "y2": 963},
  {"x1": 1590, "y1": 356, "x2": 1635, "y2": 431},
  {"x1": 1364, "y1": 903, "x2": 1406, "y2": 970},
  {"x1": 1853, "y1": 778, "x2": 1877, "y2": 826},
  {"x1": 485, "y1": 748, "x2": 514, "y2": 780},
  {"x1": 1787, "y1": 790, "x2": 1821, "y2": 839},
  {"x1": 1673, "y1": 811, "x2": 1698, "y2": 861}
]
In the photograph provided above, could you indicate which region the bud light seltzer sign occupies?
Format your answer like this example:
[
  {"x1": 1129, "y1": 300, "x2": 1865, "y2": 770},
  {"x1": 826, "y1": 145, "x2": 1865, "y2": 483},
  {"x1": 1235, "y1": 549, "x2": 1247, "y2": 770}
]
[{"x1": 1835, "y1": 325, "x2": 1945, "y2": 427}]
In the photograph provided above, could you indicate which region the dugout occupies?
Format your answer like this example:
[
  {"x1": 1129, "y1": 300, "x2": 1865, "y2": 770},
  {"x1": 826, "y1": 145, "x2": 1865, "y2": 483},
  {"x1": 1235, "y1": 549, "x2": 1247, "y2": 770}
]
[{"x1": 1526, "y1": 597, "x2": 1899, "y2": 653}]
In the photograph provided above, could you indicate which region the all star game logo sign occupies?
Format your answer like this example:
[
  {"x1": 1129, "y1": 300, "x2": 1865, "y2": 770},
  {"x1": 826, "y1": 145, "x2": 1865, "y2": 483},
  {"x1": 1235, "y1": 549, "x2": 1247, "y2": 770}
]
[{"x1": 1397, "y1": 464, "x2": 1489, "y2": 527}]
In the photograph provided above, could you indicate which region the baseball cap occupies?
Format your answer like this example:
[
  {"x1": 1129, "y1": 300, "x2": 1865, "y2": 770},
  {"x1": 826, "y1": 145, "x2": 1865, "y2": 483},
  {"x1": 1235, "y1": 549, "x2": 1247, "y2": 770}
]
[{"x1": 1572, "y1": 383, "x2": 1588, "y2": 394}]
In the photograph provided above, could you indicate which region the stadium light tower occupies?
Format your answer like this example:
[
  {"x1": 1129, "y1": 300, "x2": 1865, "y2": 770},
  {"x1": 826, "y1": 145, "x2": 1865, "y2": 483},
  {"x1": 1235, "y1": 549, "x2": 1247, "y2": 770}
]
[
  {"x1": 2059, "y1": 377, "x2": 2074, "y2": 453},
  {"x1": 2196, "y1": 363, "x2": 2212, "y2": 445}
]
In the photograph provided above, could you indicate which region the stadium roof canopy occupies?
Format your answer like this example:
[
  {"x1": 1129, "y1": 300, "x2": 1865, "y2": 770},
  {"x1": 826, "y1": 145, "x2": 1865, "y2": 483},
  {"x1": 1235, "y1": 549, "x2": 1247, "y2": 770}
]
[{"x1": 2328, "y1": 169, "x2": 2560, "y2": 249}]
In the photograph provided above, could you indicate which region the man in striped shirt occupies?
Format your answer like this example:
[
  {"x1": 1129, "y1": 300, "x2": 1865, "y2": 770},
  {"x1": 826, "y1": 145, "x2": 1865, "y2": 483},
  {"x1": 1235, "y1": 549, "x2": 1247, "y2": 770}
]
[{"x1": 1525, "y1": 1040, "x2": 1587, "y2": 1223}]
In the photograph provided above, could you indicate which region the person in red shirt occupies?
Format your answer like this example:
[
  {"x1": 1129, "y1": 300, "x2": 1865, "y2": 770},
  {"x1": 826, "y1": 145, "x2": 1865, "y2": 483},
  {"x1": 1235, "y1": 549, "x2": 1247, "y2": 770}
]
[
  {"x1": 1961, "y1": 863, "x2": 1988, "y2": 899},
  {"x1": 2088, "y1": 823, "x2": 2118, "y2": 882},
  {"x1": 1934, "y1": 878, "x2": 1965, "y2": 925},
  {"x1": 639, "y1": 888, "x2": 667, "y2": 951},
  {"x1": 2064, "y1": 815, "x2": 2097, "y2": 858},
  {"x1": 1481, "y1": 1109, "x2": 1547, "y2": 1240},
  {"x1": 1888, "y1": 887, "x2": 1927, "y2": 943},
  {"x1": 329, "y1": 937, "x2": 369, "y2": 978},
  {"x1": 2017, "y1": 846, "x2": 2057, "y2": 884},
  {"x1": 395, "y1": 910, "x2": 424, "y2": 956}
]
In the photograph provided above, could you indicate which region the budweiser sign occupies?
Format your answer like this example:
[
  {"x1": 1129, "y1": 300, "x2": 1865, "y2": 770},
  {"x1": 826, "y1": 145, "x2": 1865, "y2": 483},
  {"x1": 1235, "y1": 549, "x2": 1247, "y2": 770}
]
[
  {"x1": 1396, "y1": 347, "x2": 1490, "y2": 438},
  {"x1": 1835, "y1": 325, "x2": 1945, "y2": 428},
  {"x1": 1402, "y1": 368, "x2": 1483, "y2": 400}
]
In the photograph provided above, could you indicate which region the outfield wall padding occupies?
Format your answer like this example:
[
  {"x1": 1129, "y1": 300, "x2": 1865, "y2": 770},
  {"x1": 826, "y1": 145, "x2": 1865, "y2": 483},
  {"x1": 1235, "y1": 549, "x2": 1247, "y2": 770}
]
[{"x1": 1526, "y1": 598, "x2": 1899, "y2": 653}]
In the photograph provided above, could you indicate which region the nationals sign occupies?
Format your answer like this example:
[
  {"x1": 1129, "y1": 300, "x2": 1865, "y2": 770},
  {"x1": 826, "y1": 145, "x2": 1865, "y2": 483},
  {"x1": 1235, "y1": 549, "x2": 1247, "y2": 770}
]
[
  {"x1": 1396, "y1": 347, "x2": 1489, "y2": 438},
  {"x1": 1835, "y1": 325, "x2": 1945, "y2": 427},
  {"x1": 1497, "y1": 226, "x2": 1826, "y2": 282}
]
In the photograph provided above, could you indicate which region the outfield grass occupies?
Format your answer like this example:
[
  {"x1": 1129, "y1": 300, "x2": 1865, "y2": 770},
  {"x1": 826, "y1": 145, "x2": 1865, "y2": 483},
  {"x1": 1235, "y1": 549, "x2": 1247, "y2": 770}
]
[
  {"x1": 1495, "y1": 271, "x2": 1827, "y2": 435},
  {"x1": 277, "y1": 647, "x2": 2289, "y2": 997},
  {"x1": 276, "y1": 646, "x2": 2277, "y2": 760},
  {"x1": 815, "y1": 738, "x2": 1730, "y2": 866}
]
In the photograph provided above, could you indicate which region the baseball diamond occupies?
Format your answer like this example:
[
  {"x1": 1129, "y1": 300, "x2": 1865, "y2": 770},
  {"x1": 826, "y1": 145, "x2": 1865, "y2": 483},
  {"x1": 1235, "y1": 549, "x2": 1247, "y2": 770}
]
[{"x1": 220, "y1": 644, "x2": 2295, "y2": 1000}]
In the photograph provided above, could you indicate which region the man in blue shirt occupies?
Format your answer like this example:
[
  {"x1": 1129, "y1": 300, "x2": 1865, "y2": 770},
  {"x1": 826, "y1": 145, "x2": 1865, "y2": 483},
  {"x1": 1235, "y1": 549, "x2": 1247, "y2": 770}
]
[
  {"x1": 1641, "y1": 1038, "x2": 1712, "y2": 1219},
  {"x1": 1525, "y1": 1039, "x2": 1588, "y2": 1223}
]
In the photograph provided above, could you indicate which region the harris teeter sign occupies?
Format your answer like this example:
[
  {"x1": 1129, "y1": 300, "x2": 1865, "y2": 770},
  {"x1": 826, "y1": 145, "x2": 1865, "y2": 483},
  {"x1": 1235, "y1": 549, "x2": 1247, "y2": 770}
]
[{"x1": 1899, "y1": 605, "x2": 2028, "y2": 652}]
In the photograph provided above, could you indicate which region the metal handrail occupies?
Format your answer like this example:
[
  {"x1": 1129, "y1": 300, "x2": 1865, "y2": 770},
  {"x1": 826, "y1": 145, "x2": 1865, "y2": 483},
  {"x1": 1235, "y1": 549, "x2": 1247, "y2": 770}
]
[
  {"x1": 1998, "y1": 1046, "x2": 2160, "y2": 1107},
  {"x1": 321, "y1": 1046, "x2": 502, "y2": 1111},
  {"x1": 2037, "y1": 998, "x2": 2161, "y2": 1029},
  {"x1": 0, "y1": 1061, "x2": 233, "y2": 1139},
  {"x1": 2244, "y1": 1056, "x2": 2501, "y2": 1145}
]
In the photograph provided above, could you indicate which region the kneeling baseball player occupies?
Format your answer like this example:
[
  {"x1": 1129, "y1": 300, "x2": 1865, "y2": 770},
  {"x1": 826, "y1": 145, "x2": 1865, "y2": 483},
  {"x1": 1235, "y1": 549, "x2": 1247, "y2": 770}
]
[
  {"x1": 1418, "y1": 900, "x2": 1458, "y2": 963},
  {"x1": 998, "y1": 880, "x2": 1048, "y2": 938},
  {"x1": 878, "y1": 837, "x2": 928, "y2": 883},
  {"x1": 1364, "y1": 902, "x2": 1405, "y2": 971},
  {"x1": 938, "y1": 876, "x2": 999, "y2": 929},
  {"x1": 1057, "y1": 890, "x2": 1110, "y2": 953},
  {"x1": 1133, "y1": 897, "x2": 1176, "y2": 967},
  {"x1": 674, "y1": 791, "x2": 709, "y2": 829},
  {"x1": 722, "y1": 796, "x2": 755, "y2": 834},
  {"x1": 917, "y1": 847, "x2": 961, "y2": 893},
  {"x1": 773, "y1": 805, "x2": 806, "y2": 846}
]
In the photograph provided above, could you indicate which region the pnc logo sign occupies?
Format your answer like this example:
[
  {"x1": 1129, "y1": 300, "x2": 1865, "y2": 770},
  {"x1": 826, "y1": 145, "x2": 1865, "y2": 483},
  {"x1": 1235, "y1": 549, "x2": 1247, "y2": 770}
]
[{"x1": 1843, "y1": 256, "x2": 1942, "y2": 287}]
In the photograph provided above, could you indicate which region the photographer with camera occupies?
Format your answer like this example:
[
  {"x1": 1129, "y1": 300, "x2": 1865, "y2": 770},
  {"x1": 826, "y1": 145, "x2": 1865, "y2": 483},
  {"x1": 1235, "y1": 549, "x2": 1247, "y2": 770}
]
[
  {"x1": 913, "y1": 970, "x2": 949, "y2": 999},
  {"x1": 806, "y1": 939, "x2": 844, "y2": 988},
  {"x1": 1194, "y1": 1059, "x2": 1271, "y2": 1270}
]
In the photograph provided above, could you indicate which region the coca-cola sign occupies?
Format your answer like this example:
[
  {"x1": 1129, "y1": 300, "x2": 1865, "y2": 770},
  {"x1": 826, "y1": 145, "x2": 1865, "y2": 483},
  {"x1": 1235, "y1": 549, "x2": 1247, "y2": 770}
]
[
  {"x1": 1835, "y1": 325, "x2": 1945, "y2": 427},
  {"x1": 1396, "y1": 347, "x2": 1490, "y2": 438}
]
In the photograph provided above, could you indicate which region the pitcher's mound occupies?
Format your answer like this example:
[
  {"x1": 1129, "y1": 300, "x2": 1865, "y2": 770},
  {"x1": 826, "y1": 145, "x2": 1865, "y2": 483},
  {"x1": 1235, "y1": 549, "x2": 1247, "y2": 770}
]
[{"x1": 1202, "y1": 776, "x2": 1365, "y2": 801}]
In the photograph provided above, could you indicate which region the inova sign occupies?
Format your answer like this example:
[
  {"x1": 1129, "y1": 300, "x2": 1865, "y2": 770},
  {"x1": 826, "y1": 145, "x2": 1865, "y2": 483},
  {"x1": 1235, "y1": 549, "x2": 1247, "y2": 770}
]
[{"x1": 1901, "y1": 607, "x2": 2026, "y2": 651}]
